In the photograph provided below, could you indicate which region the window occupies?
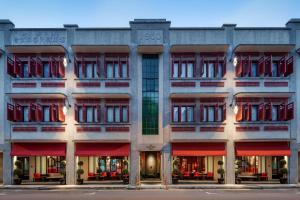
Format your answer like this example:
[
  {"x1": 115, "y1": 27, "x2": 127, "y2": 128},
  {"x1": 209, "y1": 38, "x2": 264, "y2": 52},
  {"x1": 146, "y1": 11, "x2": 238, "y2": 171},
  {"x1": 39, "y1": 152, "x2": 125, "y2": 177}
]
[
  {"x1": 172, "y1": 105, "x2": 194, "y2": 123},
  {"x1": 23, "y1": 106, "x2": 29, "y2": 122},
  {"x1": 172, "y1": 61, "x2": 194, "y2": 78},
  {"x1": 251, "y1": 62, "x2": 258, "y2": 77},
  {"x1": 208, "y1": 106, "x2": 214, "y2": 122},
  {"x1": 43, "y1": 106, "x2": 50, "y2": 122},
  {"x1": 272, "y1": 105, "x2": 278, "y2": 121},
  {"x1": 86, "y1": 63, "x2": 93, "y2": 78},
  {"x1": 217, "y1": 63, "x2": 223, "y2": 78},
  {"x1": 106, "y1": 105, "x2": 128, "y2": 123},
  {"x1": 77, "y1": 105, "x2": 99, "y2": 123},
  {"x1": 201, "y1": 104, "x2": 225, "y2": 122},
  {"x1": 251, "y1": 105, "x2": 258, "y2": 121},
  {"x1": 43, "y1": 63, "x2": 50, "y2": 78},
  {"x1": 272, "y1": 62, "x2": 278, "y2": 77},
  {"x1": 217, "y1": 106, "x2": 223, "y2": 122},
  {"x1": 22, "y1": 63, "x2": 29, "y2": 78},
  {"x1": 105, "y1": 56, "x2": 129, "y2": 79}
]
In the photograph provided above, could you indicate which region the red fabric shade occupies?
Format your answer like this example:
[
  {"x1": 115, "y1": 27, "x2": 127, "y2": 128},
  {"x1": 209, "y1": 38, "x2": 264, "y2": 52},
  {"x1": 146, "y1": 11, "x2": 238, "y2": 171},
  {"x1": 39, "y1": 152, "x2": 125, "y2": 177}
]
[
  {"x1": 172, "y1": 142, "x2": 226, "y2": 156},
  {"x1": 235, "y1": 142, "x2": 290, "y2": 156},
  {"x1": 75, "y1": 143, "x2": 130, "y2": 156},
  {"x1": 11, "y1": 143, "x2": 66, "y2": 156}
]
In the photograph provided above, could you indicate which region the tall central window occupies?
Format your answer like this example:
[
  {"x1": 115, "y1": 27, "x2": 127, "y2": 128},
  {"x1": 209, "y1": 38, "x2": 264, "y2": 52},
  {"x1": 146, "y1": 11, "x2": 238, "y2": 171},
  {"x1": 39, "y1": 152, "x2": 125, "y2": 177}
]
[{"x1": 142, "y1": 55, "x2": 159, "y2": 135}]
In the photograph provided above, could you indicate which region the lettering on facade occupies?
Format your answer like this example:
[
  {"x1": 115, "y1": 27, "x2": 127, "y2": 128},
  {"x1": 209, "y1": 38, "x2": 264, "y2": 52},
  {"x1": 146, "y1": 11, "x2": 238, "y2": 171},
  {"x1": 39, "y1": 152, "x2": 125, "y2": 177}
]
[
  {"x1": 146, "y1": 144, "x2": 155, "y2": 151},
  {"x1": 137, "y1": 30, "x2": 163, "y2": 45},
  {"x1": 12, "y1": 31, "x2": 66, "y2": 45}
]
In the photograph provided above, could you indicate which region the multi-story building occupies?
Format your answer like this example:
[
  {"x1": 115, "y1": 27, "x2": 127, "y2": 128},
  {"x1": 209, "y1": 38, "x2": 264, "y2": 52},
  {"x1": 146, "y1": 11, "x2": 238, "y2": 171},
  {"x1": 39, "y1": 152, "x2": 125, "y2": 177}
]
[{"x1": 0, "y1": 18, "x2": 299, "y2": 185}]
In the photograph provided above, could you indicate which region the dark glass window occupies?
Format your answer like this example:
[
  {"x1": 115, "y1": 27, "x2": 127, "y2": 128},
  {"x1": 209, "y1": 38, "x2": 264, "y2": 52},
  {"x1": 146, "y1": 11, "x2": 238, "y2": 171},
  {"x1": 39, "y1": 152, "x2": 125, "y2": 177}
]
[{"x1": 142, "y1": 55, "x2": 159, "y2": 135}]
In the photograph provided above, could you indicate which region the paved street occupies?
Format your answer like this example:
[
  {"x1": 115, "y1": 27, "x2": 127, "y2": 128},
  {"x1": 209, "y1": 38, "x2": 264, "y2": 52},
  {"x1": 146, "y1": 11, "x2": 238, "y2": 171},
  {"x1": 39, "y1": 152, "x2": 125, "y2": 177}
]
[{"x1": 0, "y1": 189, "x2": 300, "y2": 200}]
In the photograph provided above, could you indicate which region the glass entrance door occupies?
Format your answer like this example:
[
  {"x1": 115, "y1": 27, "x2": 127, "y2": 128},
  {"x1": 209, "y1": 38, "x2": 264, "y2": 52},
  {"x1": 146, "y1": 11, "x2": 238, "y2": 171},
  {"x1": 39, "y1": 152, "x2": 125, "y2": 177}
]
[{"x1": 140, "y1": 151, "x2": 161, "y2": 180}]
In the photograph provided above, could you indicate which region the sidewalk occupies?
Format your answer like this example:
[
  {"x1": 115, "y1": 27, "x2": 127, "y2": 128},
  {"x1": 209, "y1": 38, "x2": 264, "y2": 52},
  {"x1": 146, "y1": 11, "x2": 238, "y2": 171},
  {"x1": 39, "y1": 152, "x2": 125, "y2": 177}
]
[{"x1": 0, "y1": 183, "x2": 300, "y2": 190}]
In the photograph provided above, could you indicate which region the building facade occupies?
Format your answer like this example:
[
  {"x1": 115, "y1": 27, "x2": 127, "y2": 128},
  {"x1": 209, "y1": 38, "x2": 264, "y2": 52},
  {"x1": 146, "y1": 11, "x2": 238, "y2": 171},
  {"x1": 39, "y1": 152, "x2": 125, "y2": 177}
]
[{"x1": 0, "y1": 18, "x2": 300, "y2": 185}]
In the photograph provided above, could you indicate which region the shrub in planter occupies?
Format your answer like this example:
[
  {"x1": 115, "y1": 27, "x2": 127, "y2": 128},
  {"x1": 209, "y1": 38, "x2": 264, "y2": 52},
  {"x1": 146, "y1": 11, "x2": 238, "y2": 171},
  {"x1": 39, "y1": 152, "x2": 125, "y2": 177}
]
[
  {"x1": 13, "y1": 160, "x2": 23, "y2": 185},
  {"x1": 279, "y1": 168, "x2": 288, "y2": 184},
  {"x1": 217, "y1": 168, "x2": 225, "y2": 184},
  {"x1": 122, "y1": 169, "x2": 129, "y2": 184},
  {"x1": 172, "y1": 168, "x2": 180, "y2": 184},
  {"x1": 76, "y1": 161, "x2": 84, "y2": 184}
]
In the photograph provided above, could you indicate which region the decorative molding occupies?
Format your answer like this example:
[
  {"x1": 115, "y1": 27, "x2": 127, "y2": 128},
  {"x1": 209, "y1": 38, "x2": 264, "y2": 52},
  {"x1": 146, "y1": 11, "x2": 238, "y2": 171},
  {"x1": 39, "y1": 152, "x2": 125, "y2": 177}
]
[
  {"x1": 172, "y1": 126, "x2": 195, "y2": 132},
  {"x1": 200, "y1": 82, "x2": 224, "y2": 87},
  {"x1": 105, "y1": 127, "x2": 129, "y2": 132},
  {"x1": 77, "y1": 127, "x2": 101, "y2": 132},
  {"x1": 12, "y1": 82, "x2": 37, "y2": 88},
  {"x1": 171, "y1": 82, "x2": 196, "y2": 87},
  {"x1": 76, "y1": 82, "x2": 101, "y2": 87},
  {"x1": 236, "y1": 126, "x2": 260, "y2": 132},
  {"x1": 236, "y1": 82, "x2": 260, "y2": 87},
  {"x1": 264, "y1": 126, "x2": 288, "y2": 131},
  {"x1": 264, "y1": 82, "x2": 288, "y2": 87},
  {"x1": 13, "y1": 127, "x2": 37, "y2": 132},
  {"x1": 41, "y1": 127, "x2": 65, "y2": 132},
  {"x1": 41, "y1": 82, "x2": 65, "y2": 87},
  {"x1": 105, "y1": 82, "x2": 129, "y2": 87},
  {"x1": 200, "y1": 127, "x2": 224, "y2": 132}
]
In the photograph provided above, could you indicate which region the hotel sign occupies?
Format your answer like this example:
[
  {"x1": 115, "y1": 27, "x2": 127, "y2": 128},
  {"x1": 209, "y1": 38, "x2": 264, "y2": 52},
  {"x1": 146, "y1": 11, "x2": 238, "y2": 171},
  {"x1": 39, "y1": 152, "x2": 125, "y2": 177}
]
[
  {"x1": 11, "y1": 31, "x2": 66, "y2": 45},
  {"x1": 137, "y1": 30, "x2": 163, "y2": 45}
]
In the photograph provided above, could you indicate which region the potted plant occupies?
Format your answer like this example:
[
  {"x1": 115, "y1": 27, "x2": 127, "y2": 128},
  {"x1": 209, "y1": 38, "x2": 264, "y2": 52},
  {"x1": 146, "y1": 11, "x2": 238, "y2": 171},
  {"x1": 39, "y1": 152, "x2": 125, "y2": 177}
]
[
  {"x1": 13, "y1": 160, "x2": 23, "y2": 185},
  {"x1": 217, "y1": 160, "x2": 225, "y2": 184},
  {"x1": 122, "y1": 169, "x2": 129, "y2": 184},
  {"x1": 76, "y1": 161, "x2": 84, "y2": 184},
  {"x1": 60, "y1": 160, "x2": 66, "y2": 185},
  {"x1": 172, "y1": 168, "x2": 180, "y2": 184},
  {"x1": 279, "y1": 159, "x2": 288, "y2": 184}
]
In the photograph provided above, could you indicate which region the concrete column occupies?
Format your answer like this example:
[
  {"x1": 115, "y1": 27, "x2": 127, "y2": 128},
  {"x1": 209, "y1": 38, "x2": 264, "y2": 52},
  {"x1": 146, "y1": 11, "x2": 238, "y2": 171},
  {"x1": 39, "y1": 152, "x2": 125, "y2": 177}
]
[
  {"x1": 289, "y1": 141, "x2": 298, "y2": 184},
  {"x1": 3, "y1": 142, "x2": 12, "y2": 185},
  {"x1": 162, "y1": 143, "x2": 171, "y2": 185},
  {"x1": 226, "y1": 140, "x2": 235, "y2": 184}
]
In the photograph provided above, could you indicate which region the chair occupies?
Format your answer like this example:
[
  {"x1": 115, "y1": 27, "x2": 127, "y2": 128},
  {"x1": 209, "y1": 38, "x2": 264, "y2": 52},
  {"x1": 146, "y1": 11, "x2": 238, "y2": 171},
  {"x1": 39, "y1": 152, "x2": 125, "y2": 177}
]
[
  {"x1": 88, "y1": 172, "x2": 96, "y2": 180},
  {"x1": 183, "y1": 172, "x2": 190, "y2": 179},
  {"x1": 206, "y1": 172, "x2": 214, "y2": 180},
  {"x1": 193, "y1": 172, "x2": 201, "y2": 180},
  {"x1": 110, "y1": 172, "x2": 118, "y2": 179},
  {"x1": 33, "y1": 173, "x2": 41, "y2": 182},
  {"x1": 260, "y1": 172, "x2": 268, "y2": 181},
  {"x1": 100, "y1": 172, "x2": 107, "y2": 180}
]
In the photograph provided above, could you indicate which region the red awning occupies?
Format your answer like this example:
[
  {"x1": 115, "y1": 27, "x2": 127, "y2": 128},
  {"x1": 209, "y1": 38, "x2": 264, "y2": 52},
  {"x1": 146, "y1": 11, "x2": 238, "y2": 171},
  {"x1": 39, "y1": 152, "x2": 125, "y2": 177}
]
[
  {"x1": 75, "y1": 143, "x2": 130, "y2": 156},
  {"x1": 172, "y1": 142, "x2": 226, "y2": 156},
  {"x1": 235, "y1": 142, "x2": 290, "y2": 156},
  {"x1": 11, "y1": 143, "x2": 66, "y2": 156}
]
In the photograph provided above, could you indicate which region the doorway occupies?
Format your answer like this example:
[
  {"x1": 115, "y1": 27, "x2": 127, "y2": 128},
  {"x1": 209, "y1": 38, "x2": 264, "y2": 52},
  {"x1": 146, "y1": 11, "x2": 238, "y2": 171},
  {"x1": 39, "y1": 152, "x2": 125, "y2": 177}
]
[{"x1": 140, "y1": 151, "x2": 161, "y2": 182}]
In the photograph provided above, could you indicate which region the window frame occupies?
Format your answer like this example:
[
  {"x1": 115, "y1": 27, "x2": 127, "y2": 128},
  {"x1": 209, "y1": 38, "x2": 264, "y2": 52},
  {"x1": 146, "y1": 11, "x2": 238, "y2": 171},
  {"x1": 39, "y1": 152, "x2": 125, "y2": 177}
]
[
  {"x1": 104, "y1": 54, "x2": 129, "y2": 79},
  {"x1": 105, "y1": 104, "x2": 129, "y2": 123},
  {"x1": 171, "y1": 104, "x2": 195, "y2": 123}
]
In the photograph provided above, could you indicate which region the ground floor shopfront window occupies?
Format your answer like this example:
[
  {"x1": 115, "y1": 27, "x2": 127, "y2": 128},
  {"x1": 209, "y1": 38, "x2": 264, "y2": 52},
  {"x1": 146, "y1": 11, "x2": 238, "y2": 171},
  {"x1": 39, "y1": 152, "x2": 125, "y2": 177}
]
[
  {"x1": 13, "y1": 156, "x2": 66, "y2": 185},
  {"x1": 76, "y1": 156, "x2": 129, "y2": 184}
]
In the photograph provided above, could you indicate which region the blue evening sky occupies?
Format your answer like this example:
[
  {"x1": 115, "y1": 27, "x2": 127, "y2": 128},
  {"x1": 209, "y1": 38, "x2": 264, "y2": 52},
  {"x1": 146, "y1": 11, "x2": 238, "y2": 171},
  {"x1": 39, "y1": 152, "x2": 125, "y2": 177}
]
[{"x1": 0, "y1": 0, "x2": 299, "y2": 28}]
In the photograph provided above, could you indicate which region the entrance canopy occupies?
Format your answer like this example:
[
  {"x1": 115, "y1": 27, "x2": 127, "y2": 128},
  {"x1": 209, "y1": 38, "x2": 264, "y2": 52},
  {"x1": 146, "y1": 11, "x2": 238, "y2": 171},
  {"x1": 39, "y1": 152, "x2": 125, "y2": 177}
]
[
  {"x1": 235, "y1": 142, "x2": 290, "y2": 156},
  {"x1": 75, "y1": 143, "x2": 130, "y2": 156},
  {"x1": 11, "y1": 143, "x2": 66, "y2": 156},
  {"x1": 172, "y1": 142, "x2": 226, "y2": 156}
]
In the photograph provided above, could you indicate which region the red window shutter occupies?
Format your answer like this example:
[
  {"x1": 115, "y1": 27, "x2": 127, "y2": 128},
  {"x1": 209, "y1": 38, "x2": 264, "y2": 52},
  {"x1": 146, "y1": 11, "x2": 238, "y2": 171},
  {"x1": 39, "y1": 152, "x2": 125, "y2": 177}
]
[
  {"x1": 50, "y1": 57, "x2": 57, "y2": 77},
  {"x1": 236, "y1": 104, "x2": 243, "y2": 122},
  {"x1": 29, "y1": 103, "x2": 36, "y2": 122},
  {"x1": 236, "y1": 56, "x2": 243, "y2": 77},
  {"x1": 278, "y1": 103, "x2": 286, "y2": 121},
  {"x1": 222, "y1": 104, "x2": 226, "y2": 121},
  {"x1": 284, "y1": 56, "x2": 293, "y2": 77},
  {"x1": 14, "y1": 57, "x2": 22, "y2": 78},
  {"x1": 214, "y1": 104, "x2": 218, "y2": 122},
  {"x1": 214, "y1": 58, "x2": 218, "y2": 78},
  {"x1": 244, "y1": 103, "x2": 251, "y2": 121},
  {"x1": 29, "y1": 57, "x2": 36, "y2": 77},
  {"x1": 258, "y1": 103, "x2": 265, "y2": 121},
  {"x1": 74, "y1": 57, "x2": 79, "y2": 77},
  {"x1": 50, "y1": 104, "x2": 55, "y2": 122},
  {"x1": 264, "y1": 56, "x2": 272, "y2": 76},
  {"x1": 36, "y1": 104, "x2": 43, "y2": 122},
  {"x1": 82, "y1": 104, "x2": 87, "y2": 122},
  {"x1": 74, "y1": 104, "x2": 79, "y2": 122},
  {"x1": 15, "y1": 104, "x2": 23, "y2": 122},
  {"x1": 171, "y1": 57, "x2": 174, "y2": 78},
  {"x1": 222, "y1": 57, "x2": 226, "y2": 77},
  {"x1": 126, "y1": 56, "x2": 129, "y2": 78},
  {"x1": 126, "y1": 105, "x2": 129, "y2": 123},
  {"x1": 58, "y1": 59, "x2": 65, "y2": 78},
  {"x1": 279, "y1": 56, "x2": 286, "y2": 76},
  {"x1": 57, "y1": 105, "x2": 65, "y2": 122},
  {"x1": 96, "y1": 105, "x2": 101, "y2": 123},
  {"x1": 36, "y1": 57, "x2": 43, "y2": 77},
  {"x1": 7, "y1": 103, "x2": 15, "y2": 121},
  {"x1": 264, "y1": 102, "x2": 272, "y2": 121},
  {"x1": 82, "y1": 57, "x2": 86, "y2": 78},
  {"x1": 104, "y1": 61, "x2": 107, "y2": 78},
  {"x1": 7, "y1": 57, "x2": 16, "y2": 77},
  {"x1": 200, "y1": 56, "x2": 204, "y2": 76},
  {"x1": 258, "y1": 56, "x2": 265, "y2": 76},
  {"x1": 286, "y1": 102, "x2": 294, "y2": 120},
  {"x1": 200, "y1": 104, "x2": 204, "y2": 122},
  {"x1": 244, "y1": 55, "x2": 251, "y2": 77},
  {"x1": 96, "y1": 57, "x2": 101, "y2": 77}
]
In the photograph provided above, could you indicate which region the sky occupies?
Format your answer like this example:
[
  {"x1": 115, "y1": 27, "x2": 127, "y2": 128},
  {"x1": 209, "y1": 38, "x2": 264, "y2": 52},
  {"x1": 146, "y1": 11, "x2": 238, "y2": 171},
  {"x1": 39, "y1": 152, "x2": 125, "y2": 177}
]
[{"x1": 0, "y1": 0, "x2": 299, "y2": 28}]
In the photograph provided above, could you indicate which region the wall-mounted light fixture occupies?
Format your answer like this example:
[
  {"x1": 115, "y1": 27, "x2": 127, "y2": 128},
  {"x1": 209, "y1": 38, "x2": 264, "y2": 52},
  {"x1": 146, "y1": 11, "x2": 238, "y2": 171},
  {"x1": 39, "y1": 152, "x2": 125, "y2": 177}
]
[
  {"x1": 63, "y1": 95, "x2": 72, "y2": 116},
  {"x1": 233, "y1": 56, "x2": 238, "y2": 67},
  {"x1": 230, "y1": 93, "x2": 239, "y2": 114},
  {"x1": 63, "y1": 57, "x2": 68, "y2": 68}
]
